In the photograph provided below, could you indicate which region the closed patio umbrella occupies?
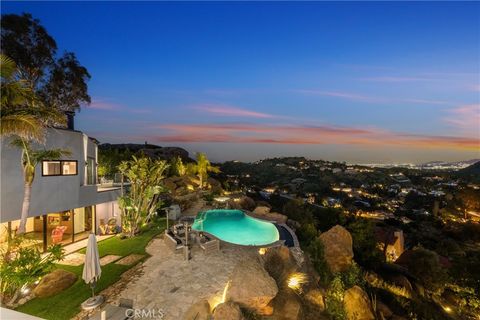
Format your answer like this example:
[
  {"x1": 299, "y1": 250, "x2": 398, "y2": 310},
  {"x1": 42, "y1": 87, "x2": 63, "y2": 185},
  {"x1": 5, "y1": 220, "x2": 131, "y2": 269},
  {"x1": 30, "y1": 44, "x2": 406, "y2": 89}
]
[{"x1": 81, "y1": 233, "x2": 104, "y2": 310}]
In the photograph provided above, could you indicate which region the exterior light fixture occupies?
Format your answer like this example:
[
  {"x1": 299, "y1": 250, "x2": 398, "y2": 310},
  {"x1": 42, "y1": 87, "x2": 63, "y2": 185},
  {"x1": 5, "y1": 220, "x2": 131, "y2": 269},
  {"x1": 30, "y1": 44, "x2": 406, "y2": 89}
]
[{"x1": 287, "y1": 272, "x2": 308, "y2": 293}]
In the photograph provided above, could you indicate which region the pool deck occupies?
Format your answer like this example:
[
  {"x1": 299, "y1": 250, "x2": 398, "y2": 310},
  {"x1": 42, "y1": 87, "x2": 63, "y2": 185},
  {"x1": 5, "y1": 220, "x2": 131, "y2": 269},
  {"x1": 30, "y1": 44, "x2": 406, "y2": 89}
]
[{"x1": 112, "y1": 237, "x2": 258, "y2": 319}]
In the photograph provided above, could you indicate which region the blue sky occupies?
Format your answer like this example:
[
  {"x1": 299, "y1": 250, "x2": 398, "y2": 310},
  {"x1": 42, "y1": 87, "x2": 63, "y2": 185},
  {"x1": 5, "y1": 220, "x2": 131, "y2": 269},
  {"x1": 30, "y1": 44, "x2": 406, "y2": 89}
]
[{"x1": 2, "y1": 1, "x2": 479, "y2": 163}]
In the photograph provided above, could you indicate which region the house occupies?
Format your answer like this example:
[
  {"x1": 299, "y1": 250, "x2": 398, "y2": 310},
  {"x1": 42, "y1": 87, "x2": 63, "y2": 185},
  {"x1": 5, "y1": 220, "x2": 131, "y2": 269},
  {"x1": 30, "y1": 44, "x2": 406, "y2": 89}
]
[
  {"x1": 375, "y1": 227, "x2": 405, "y2": 262},
  {"x1": 0, "y1": 116, "x2": 122, "y2": 252}
]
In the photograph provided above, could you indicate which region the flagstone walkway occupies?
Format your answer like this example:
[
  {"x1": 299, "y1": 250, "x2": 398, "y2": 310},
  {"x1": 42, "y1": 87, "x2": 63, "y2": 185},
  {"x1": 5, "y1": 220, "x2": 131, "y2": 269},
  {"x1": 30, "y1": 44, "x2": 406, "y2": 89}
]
[{"x1": 114, "y1": 236, "x2": 258, "y2": 320}]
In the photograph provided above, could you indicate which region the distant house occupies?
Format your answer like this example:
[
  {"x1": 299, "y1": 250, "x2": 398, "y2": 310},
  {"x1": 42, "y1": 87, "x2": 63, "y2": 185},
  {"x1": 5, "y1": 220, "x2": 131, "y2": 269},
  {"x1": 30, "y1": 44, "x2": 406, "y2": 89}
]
[
  {"x1": 390, "y1": 173, "x2": 411, "y2": 184},
  {"x1": 375, "y1": 227, "x2": 405, "y2": 262}
]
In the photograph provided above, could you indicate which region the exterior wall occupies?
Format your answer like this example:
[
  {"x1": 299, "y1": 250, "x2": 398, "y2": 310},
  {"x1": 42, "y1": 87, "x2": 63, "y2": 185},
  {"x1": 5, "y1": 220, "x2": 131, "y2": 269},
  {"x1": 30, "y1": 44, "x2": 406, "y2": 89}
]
[{"x1": 0, "y1": 128, "x2": 121, "y2": 223}]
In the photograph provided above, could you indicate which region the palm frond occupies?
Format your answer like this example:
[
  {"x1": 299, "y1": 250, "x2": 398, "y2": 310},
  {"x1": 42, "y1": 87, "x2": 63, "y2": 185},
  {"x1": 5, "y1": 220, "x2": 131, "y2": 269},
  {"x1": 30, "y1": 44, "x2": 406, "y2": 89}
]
[
  {"x1": 1, "y1": 115, "x2": 46, "y2": 143},
  {"x1": 32, "y1": 148, "x2": 71, "y2": 162}
]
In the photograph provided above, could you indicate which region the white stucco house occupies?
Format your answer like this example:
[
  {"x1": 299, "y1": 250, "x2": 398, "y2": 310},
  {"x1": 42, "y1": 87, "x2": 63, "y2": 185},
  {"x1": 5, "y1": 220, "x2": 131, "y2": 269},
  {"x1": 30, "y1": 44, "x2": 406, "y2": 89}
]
[{"x1": 0, "y1": 117, "x2": 122, "y2": 251}]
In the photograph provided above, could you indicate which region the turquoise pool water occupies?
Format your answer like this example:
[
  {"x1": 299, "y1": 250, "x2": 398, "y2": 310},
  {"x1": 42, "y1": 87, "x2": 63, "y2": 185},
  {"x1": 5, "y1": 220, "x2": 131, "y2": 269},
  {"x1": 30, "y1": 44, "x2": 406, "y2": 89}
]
[{"x1": 192, "y1": 209, "x2": 279, "y2": 246}]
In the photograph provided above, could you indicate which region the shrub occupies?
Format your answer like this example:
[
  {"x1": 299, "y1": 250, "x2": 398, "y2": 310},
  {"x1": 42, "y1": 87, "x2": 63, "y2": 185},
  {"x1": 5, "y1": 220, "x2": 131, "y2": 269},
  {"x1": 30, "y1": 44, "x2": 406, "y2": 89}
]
[
  {"x1": 346, "y1": 218, "x2": 384, "y2": 269},
  {"x1": 340, "y1": 263, "x2": 365, "y2": 289},
  {"x1": 401, "y1": 248, "x2": 448, "y2": 294},
  {"x1": 325, "y1": 276, "x2": 347, "y2": 320},
  {"x1": 0, "y1": 237, "x2": 64, "y2": 305},
  {"x1": 298, "y1": 222, "x2": 318, "y2": 245},
  {"x1": 307, "y1": 237, "x2": 332, "y2": 286}
]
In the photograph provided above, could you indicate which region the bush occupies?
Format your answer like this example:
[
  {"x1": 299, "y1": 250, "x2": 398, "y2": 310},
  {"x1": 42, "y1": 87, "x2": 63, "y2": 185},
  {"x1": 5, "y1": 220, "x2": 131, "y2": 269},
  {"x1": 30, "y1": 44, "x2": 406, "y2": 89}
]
[
  {"x1": 298, "y1": 222, "x2": 318, "y2": 245},
  {"x1": 401, "y1": 248, "x2": 448, "y2": 293},
  {"x1": 340, "y1": 263, "x2": 365, "y2": 289},
  {"x1": 346, "y1": 218, "x2": 384, "y2": 269},
  {"x1": 0, "y1": 237, "x2": 64, "y2": 304},
  {"x1": 325, "y1": 276, "x2": 347, "y2": 320},
  {"x1": 307, "y1": 237, "x2": 332, "y2": 286}
]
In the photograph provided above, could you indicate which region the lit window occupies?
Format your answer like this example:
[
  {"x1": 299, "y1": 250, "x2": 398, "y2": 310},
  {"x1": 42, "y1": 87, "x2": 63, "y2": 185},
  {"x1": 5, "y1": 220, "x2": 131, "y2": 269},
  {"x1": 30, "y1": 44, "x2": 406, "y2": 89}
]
[
  {"x1": 42, "y1": 161, "x2": 77, "y2": 176},
  {"x1": 62, "y1": 161, "x2": 77, "y2": 175}
]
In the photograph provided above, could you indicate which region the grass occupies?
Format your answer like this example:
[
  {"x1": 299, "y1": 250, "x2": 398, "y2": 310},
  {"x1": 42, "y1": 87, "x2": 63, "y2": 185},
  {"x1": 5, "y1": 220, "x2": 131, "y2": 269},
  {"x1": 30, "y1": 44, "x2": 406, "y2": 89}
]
[{"x1": 16, "y1": 219, "x2": 166, "y2": 320}]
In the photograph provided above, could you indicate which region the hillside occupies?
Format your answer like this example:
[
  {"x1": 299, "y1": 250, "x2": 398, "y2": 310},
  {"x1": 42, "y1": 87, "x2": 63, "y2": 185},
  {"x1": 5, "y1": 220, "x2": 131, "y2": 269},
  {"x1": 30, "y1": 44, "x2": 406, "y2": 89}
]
[
  {"x1": 456, "y1": 161, "x2": 480, "y2": 183},
  {"x1": 99, "y1": 143, "x2": 193, "y2": 162}
]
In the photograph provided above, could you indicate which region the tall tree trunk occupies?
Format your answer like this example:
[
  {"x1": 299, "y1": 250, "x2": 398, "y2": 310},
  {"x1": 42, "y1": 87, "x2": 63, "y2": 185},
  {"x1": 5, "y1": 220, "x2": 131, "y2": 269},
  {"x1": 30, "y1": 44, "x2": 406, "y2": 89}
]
[{"x1": 17, "y1": 182, "x2": 32, "y2": 234}]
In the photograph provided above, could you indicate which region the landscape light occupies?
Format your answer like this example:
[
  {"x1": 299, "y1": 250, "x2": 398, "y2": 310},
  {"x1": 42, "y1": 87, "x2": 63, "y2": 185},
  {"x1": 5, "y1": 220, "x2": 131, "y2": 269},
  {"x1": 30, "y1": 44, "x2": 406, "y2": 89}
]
[
  {"x1": 21, "y1": 284, "x2": 30, "y2": 296},
  {"x1": 258, "y1": 248, "x2": 267, "y2": 255},
  {"x1": 210, "y1": 280, "x2": 231, "y2": 311},
  {"x1": 443, "y1": 306, "x2": 452, "y2": 313},
  {"x1": 287, "y1": 272, "x2": 308, "y2": 293}
]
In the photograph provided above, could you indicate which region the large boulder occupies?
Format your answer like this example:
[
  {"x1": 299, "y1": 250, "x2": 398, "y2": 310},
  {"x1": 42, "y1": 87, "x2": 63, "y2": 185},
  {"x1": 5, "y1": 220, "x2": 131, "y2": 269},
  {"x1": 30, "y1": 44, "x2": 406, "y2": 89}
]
[
  {"x1": 263, "y1": 246, "x2": 297, "y2": 282},
  {"x1": 270, "y1": 291, "x2": 303, "y2": 320},
  {"x1": 319, "y1": 225, "x2": 354, "y2": 273},
  {"x1": 253, "y1": 206, "x2": 271, "y2": 215},
  {"x1": 304, "y1": 288, "x2": 325, "y2": 312},
  {"x1": 239, "y1": 196, "x2": 256, "y2": 211},
  {"x1": 226, "y1": 259, "x2": 278, "y2": 315},
  {"x1": 213, "y1": 301, "x2": 245, "y2": 320},
  {"x1": 343, "y1": 286, "x2": 375, "y2": 320},
  {"x1": 183, "y1": 299, "x2": 211, "y2": 320},
  {"x1": 266, "y1": 212, "x2": 288, "y2": 224},
  {"x1": 33, "y1": 269, "x2": 77, "y2": 298}
]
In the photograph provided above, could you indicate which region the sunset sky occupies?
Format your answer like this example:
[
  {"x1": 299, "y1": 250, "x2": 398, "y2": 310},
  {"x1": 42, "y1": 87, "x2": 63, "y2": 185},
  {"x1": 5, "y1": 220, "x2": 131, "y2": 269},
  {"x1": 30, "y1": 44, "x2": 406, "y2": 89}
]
[{"x1": 3, "y1": 1, "x2": 479, "y2": 163}]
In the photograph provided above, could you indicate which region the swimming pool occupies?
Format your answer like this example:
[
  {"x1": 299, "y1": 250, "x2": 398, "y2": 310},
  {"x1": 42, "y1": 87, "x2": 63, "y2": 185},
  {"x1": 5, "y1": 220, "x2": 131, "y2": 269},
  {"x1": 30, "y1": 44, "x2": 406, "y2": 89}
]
[{"x1": 191, "y1": 209, "x2": 279, "y2": 246}]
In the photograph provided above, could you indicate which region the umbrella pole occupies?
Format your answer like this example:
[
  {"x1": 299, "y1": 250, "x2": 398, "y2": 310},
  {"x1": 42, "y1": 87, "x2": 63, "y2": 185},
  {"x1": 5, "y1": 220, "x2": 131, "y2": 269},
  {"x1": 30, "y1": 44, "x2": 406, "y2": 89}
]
[{"x1": 91, "y1": 282, "x2": 95, "y2": 298}]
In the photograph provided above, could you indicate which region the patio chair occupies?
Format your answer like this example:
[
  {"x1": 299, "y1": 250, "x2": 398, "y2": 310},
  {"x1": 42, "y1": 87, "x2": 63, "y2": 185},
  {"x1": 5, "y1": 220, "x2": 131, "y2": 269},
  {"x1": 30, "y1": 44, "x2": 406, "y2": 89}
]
[
  {"x1": 199, "y1": 238, "x2": 220, "y2": 255},
  {"x1": 51, "y1": 226, "x2": 67, "y2": 244},
  {"x1": 164, "y1": 230, "x2": 184, "y2": 253}
]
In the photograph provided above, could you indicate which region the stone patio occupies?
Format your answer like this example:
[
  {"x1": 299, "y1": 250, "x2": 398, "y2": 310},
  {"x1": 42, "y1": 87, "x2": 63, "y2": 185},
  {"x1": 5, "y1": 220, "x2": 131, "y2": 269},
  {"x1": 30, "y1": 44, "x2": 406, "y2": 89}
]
[
  {"x1": 100, "y1": 254, "x2": 122, "y2": 266},
  {"x1": 115, "y1": 254, "x2": 145, "y2": 266},
  {"x1": 58, "y1": 252, "x2": 85, "y2": 266},
  {"x1": 113, "y1": 237, "x2": 258, "y2": 320}
]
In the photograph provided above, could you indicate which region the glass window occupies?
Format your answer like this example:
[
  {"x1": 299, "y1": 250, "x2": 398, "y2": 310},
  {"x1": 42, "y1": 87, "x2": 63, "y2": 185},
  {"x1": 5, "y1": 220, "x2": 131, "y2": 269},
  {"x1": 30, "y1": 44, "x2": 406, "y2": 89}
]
[
  {"x1": 62, "y1": 161, "x2": 77, "y2": 175},
  {"x1": 86, "y1": 158, "x2": 96, "y2": 184},
  {"x1": 42, "y1": 161, "x2": 77, "y2": 176},
  {"x1": 43, "y1": 161, "x2": 61, "y2": 176}
]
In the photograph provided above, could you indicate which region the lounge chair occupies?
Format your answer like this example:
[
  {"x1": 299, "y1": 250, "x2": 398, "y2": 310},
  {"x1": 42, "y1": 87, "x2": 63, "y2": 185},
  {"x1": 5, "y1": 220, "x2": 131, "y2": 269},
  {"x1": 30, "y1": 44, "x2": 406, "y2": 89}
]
[
  {"x1": 199, "y1": 236, "x2": 220, "y2": 255},
  {"x1": 164, "y1": 230, "x2": 184, "y2": 253}
]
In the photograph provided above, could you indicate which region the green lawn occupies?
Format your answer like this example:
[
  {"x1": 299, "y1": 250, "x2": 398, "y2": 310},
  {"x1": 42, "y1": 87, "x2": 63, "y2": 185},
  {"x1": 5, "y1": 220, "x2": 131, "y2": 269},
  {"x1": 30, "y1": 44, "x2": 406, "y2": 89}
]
[{"x1": 16, "y1": 219, "x2": 166, "y2": 320}]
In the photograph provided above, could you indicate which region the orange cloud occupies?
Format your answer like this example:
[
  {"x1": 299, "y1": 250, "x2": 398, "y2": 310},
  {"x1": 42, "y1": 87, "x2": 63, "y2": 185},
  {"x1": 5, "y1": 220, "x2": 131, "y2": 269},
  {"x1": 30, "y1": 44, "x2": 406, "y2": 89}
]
[{"x1": 151, "y1": 123, "x2": 479, "y2": 150}]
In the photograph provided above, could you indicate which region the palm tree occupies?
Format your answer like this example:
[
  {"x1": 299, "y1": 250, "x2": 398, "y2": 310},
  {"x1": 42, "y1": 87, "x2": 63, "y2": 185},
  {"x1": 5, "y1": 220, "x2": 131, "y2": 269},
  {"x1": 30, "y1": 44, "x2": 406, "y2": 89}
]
[
  {"x1": 1, "y1": 54, "x2": 65, "y2": 142},
  {"x1": 196, "y1": 152, "x2": 220, "y2": 189},
  {"x1": 1, "y1": 54, "x2": 68, "y2": 234},
  {"x1": 11, "y1": 140, "x2": 70, "y2": 234}
]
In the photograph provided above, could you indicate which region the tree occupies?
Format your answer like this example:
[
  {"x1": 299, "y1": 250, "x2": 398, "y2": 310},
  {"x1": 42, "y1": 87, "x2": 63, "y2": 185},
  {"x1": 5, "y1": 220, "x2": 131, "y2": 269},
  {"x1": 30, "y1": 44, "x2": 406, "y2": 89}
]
[
  {"x1": 118, "y1": 157, "x2": 169, "y2": 237},
  {"x1": 195, "y1": 152, "x2": 220, "y2": 188},
  {"x1": 1, "y1": 13, "x2": 91, "y2": 113},
  {"x1": 11, "y1": 140, "x2": 69, "y2": 234}
]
